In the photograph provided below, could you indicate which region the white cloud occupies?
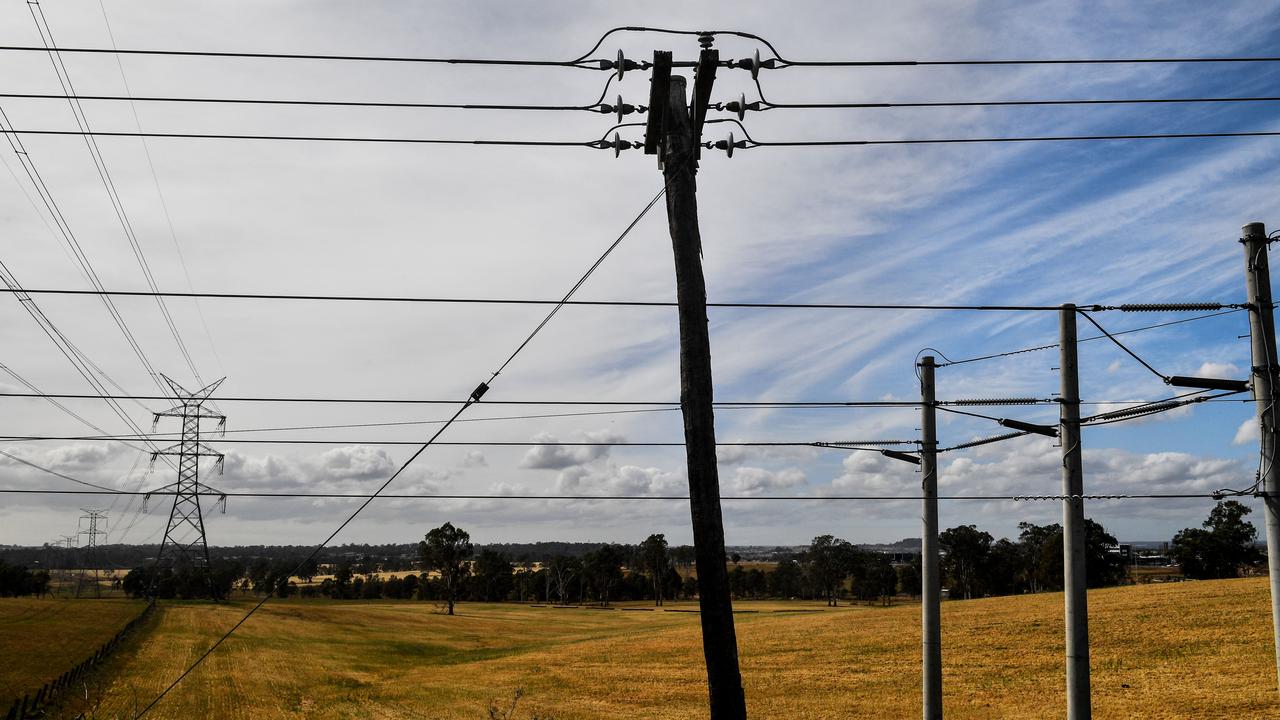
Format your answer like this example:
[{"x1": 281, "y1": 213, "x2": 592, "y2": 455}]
[
  {"x1": 1234, "y1": 418, "x2": 1259, "y2": 446},
  {"x1": 1195, "y1": 361, "x2": 1243, "y2": 379},
  {"x1": 460, "y1": 450, "x2": 488, "y2": 468},
  {"x1": 518, "y1": 431, "x2": 623, "y2": 470},
  {"x1": 730, "y1": 466, "x2": 806, "y2": 496}
]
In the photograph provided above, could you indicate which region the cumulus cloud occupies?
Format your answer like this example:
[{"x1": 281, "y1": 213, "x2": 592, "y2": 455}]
[
  {"x1": 519, "y1": 431, "x2": 624, "y2": 470},
  {"x1": 730, "y1": 466, "x2": 806, "y2": 496},
  {"x1": 459, "y1": 450, "x2": 488, "y2": 468},
  {"x1": 1195, "y1": 361, "x2": 1243, "y2": 379},
  {"x1": 221, "y1": 446, "x2": 449, "y2": 494},
  {"x1": 554, "y1": 463, "x2": 685, "y2": 496},
  {"x1": 1234, "y1": 418, "x2": 1259, "y2": 446}
]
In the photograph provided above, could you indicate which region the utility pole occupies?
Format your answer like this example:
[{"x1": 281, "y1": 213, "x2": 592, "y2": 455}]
[
  {"x1": 75, "y1": 508, "x2": 107, "y2": 598},
  {"x1": 1059, "y1": 304, "x2": 1090, "y2": 720},
  {"x1": 1241, "y1": 221, "x2": 1280, "y2": 694},
  {"x1": 649, "y1": 42, "x2": 746, "y2": 719},
  {"x1": 147, "y1": 374, "x2": 226, "y2": 599},
  {"x1": 919, "y1": 356, "x2": 942, "y2": 720}
]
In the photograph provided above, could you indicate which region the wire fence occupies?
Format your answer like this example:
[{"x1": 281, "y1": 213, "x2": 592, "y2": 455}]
[{"x1": 3, "y1": 599, "x2": 154, "y2": 720}]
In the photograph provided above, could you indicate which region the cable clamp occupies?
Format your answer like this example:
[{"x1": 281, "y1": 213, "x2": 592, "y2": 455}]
[{"x1": 470, "y1": 382, "x2": 490, "y2": 402}]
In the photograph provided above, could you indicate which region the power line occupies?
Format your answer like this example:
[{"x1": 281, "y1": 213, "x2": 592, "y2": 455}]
[
  {"x1": 0, "y1": 288, "x2": 1094, "y2": 311},
  {"x1": 5, "y1": 28, "x2": 1280, "y2": 68},
  {"x1": 15, "y1": 127, "x2": 1280, "y2": 148},
  {"x1": 94, "y1": 0, "x2": 227, "y2": 379},
  {"x1": 746, "y1": 84, "x2": 1280, "y2": 112},
  {"x1": 27, "y1": 3, "x2": 208, "y2": 388},
  {"x1": 0, "y1": 391, "x2": 921, "y2": 406},
  {"x1": 734, "y1": 130, "x2": 1280, "y2": 149},
  {"x1": 936, "y1": 308, "x2": 1246, "y2": 367},
  {"x1": 7, "y1": 128, "x2": 600, "y2": 146},
  {"x1": 0, "y1": 91, "x2": 627, "y2": 114},
  {"x1": 0, "y1": 45, "x2": 605, "y2": 68},
  {"x1": 0, "y1": 435, "x2": 903, "y2": 448},
  {"x1": 0, "y1": 487, "x2": 1227, "y2": 501}
]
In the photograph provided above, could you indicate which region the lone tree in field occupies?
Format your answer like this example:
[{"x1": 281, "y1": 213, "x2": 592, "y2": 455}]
[
  {"x1": 419, "y1": 522, "x2": 473, "y2": 615},
  {"x1": 803, "y1": 535, "x2": 856, "y2": 606},
  {"x1": 1171, "y1": 500, "x2": 1263, "y2": 579},
  {"x1": 939, "y1": 524, "x2": 992, "y2": 600},
  {"x1": 638, "y1": 533, "x2": 670, "y2": 606}
]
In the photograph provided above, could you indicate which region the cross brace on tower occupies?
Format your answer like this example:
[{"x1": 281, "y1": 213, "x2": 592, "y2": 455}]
[{"x1": 145, "y1": 374, "x2": 227, "y2": 598}]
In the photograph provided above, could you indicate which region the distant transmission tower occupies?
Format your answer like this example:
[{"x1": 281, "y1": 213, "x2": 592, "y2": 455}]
[
  {"x1": 75, "y1": 509, "x2": 107, "y2": 598},
  {"x1": 145, "y1": 374, "x2": 227, "y2": 598},
  {"x1": 58, "y1": 534, "x2": 77, "y2": 597}
]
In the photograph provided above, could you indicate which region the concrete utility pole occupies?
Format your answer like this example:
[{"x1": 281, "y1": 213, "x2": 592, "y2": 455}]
[
  {"x1": 919, "y1": 356, "x2": 943, "y2": 720},
  {"x1": 1241, "y1": 221, "x2": 1280, "y2": 694},
  {"x1": 1059, "y1": 304, "x2": 1091, "y2": 720},
  {"x1": 654, "y1": 49, "x2": 747, "y2": 719}
]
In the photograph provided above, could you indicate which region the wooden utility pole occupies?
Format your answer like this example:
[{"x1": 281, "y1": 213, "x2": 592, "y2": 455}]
[
  {"x1": 1059, "y1": 304, "x2": 1091, "y2": 720},
  {"x1": 657, "y1": 51, "x2": 747, "y2": 719},
  {"x1": 1241, "y1": 221, "x2": 1280, "y2": 694},
  {"x1": 918, "y1": 356, "x2": 942, "y2": 720}
]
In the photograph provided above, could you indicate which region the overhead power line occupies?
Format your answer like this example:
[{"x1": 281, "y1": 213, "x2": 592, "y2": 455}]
[
  {"x1": 744, "y1": 86, "x2": 1280, "y2": 112},
  {"x1": 0, "y1": 487, "x2": 1227, "y2": 502},
  {"x1": 0, "y1": 435, "x2": 905, "y2": 449},
  {"x1": 0, "y1": 287, "x2": 1095, "y2": 311},
  {"x1": 5, "y1": 26, "x2": 1280, "y2": 68},
  {"x1": 936, "y1": 307, "x2": 1246, "y2": 367},
  {"x1": 19, "y1": 90, "x2": 1280, "y2": 116},
  {"x1": 0, "y1": 391, "x2": 921, "y2": 406},
  {"x1": 13, "y1": 127, "x2": 1280, "y2": 149}
]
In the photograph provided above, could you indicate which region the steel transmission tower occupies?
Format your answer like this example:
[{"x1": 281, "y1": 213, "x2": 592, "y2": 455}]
[
  {"x1": 146, "y1": 374, "x2": 227, "y2": 597},
  {"x1": 75, "y1": 509, "x2": 107, "y2": 598}
]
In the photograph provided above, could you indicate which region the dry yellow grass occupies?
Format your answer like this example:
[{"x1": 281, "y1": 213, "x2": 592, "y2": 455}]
[
  {"x1": 78, "y1": 578, "x2": 1278, "y2": 719},
  {"x1": 0, "y1": 598, "x2": 145, "y2": 700}
]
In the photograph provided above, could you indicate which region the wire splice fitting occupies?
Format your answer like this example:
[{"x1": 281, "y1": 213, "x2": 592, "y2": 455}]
[
  {"x1": 470, "y1": 382, "x2": 490, "y2": 402},
  {"x1": 948, "y1": 397, "x2": 1041, "y2": 406}
]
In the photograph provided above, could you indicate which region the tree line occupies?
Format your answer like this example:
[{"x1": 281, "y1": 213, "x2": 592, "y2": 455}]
[{"x1": 94, "y1": 501, "x2": 1266, "y2": 605}]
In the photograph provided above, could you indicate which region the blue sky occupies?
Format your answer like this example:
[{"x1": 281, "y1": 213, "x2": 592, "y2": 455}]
[{"x1": 2, "y1": 1, "x2": 1280, "y2": 549}]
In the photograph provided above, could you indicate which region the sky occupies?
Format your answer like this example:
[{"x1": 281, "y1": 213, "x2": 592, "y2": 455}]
[{"x1": 2, "y1": 0, "x2": 1280, "y2": 551}]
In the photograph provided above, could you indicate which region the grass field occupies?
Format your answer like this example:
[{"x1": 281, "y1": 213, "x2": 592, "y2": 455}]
[
  {"x1": 12, "y1": 577, "x2": 1276, "y2": 719},
  {"x1": 0, "y1": 598, "x2": 145, "y2": 701}
]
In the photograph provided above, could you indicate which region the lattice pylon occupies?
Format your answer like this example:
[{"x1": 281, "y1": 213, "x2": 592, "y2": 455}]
[{"x1": 147, "y1": 374, "x2": 226, "y2": 599}]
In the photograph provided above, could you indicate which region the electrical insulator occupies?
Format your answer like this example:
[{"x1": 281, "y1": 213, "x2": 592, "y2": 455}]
[
  {"x1": 598, "y1": 96, "x2": 638, "y2": 124},
  {"x1": 598, "y1": 50, "x2": 639, "y2": 80},
  {"x1": 733, "y1": 50, "x2": 773, "y2": 79},
  {"x1": 714, "y1": 132, "x2": 746, "y2": 158}
]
